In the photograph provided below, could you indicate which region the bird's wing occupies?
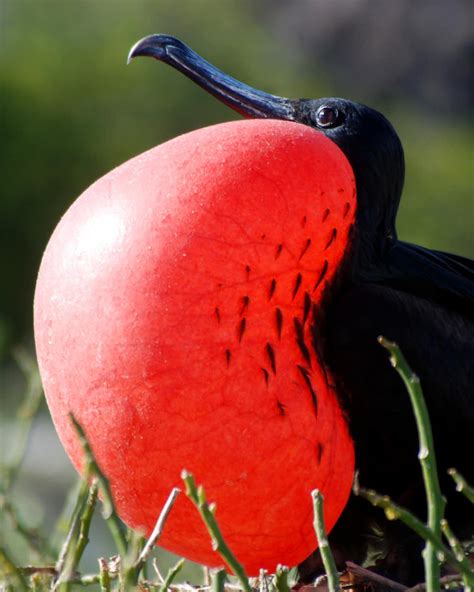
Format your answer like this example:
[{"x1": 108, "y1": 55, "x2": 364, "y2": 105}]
[
  {"x1": 402, "y1": 241, "x2": 474, "y2": 280},
  {"x1": 359, "y1": 240, "x2": 474, "y2": 314}
]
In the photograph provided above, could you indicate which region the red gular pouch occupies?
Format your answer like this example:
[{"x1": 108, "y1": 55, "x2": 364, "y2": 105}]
[{"x1": 34, "y1": 119, "x2": 356, "y2": 573}]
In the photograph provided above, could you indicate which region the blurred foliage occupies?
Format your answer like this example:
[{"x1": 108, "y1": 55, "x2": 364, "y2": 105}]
[{"x1": 1, "y1": 0, "x2": 473, "y2": 356}]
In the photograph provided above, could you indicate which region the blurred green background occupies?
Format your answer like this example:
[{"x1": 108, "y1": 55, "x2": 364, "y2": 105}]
[{"x1": 1, "y1": 0, "x2": 473, "y2": 579}]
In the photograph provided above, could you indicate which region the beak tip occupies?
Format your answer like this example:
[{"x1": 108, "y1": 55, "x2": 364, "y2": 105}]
[
  {"x1": 127, "y1": 37, "x2": 149, "y2": 64},
  {"x1": 127, "y1": 34, "x2": 179, "y2": 65}
]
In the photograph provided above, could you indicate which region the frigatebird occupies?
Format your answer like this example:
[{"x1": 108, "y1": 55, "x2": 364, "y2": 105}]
[{"x1": 128, "y1": 35, "x2": 474, "y2": 584}]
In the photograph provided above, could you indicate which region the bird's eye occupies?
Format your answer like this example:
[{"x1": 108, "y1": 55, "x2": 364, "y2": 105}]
[{"x1": 316, "y1": 105, "x2": 339, "y2": 128}]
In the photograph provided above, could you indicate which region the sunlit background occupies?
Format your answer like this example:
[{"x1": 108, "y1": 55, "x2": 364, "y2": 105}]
[{"x1": 1, "y1": 0, "x2": 472, "y2": 578}]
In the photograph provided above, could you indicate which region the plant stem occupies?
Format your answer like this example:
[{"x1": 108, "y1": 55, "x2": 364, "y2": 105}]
[
  {"x1": 1, "y1": 348, "x2": 43, "y2": 493},
  {"x1": 405, "y1": 574, "x2": 466, "y2": 592},
  {"x1": 152, "y1": 559, "x2": 165, "y2": 584},
  {"x1": 19, "y1": 566, "x2": 57, "y2": 577},
  {"x1": 52, "y1": 479, "x2": 84, "y2": 554},
  {"x1": 76, "y1": 573, "x2": 101, "y2": 586},
  {"x1": 158, "y1": 558, "x2": 185, "y2": 592},
  {"x1": 31, "y1": 573, "x2": 48, "y2": 592},
  {"x1": 357, "y1": 485, "x2": 474, "y2": 584},
  {"x1": 69, "y1": 414, "x2": 128, "y2": 556},
  {"x1": 378, "y1": 337, "x2": 446, "y2": 592},
  {"x1": 211, "y1": 568, "x2": 227, "y2": 592},
  {"x1": 54, "y1": 477, "x2": 90, "y2": 589},
  {"x1": 272, "y1": 564, "x2": 291, "y2": 592},
  {"x1": 181, "y1": 470, "x2": 251, "y2": 592},
  {"x1": 259, "y1": 569, "x2": 269, "y2": 592},
  {"x1": 311, "y1": 490, "x2": 340, "y2": 592},
  {"x1": 448, "y1": 468, "x2": 474, "y2": 503},
  {"x1": 0, "y1": 546, "x2": 28, "y2": 591},
  {"x1": 441, "y1": 519, "x2": 473, "y2": 591},
  {"x1": 120, "y1": 529, "x2": 145, "y2": 589},
  {"x1": 345, "y1": 562, "x2": 407, "y2": 591},
  {"x1": 71, "y1": 482, "x2": 99, "y2": 568},
  {"x1": 135, "y1": 487, "x2": 181, "y2": 569},
  {"x1": 99, "y1": 558, "x2": 111, "y2": 592}
]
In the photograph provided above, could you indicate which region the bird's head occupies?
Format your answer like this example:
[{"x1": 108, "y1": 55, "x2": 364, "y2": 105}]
[{"x1": 128, "y1": 34, "x2": 405, "y2": 268}]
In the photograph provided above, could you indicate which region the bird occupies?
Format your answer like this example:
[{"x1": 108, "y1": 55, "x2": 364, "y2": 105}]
[{"x1": 127, "y1": 35, "x2": 474, "y2": 585}]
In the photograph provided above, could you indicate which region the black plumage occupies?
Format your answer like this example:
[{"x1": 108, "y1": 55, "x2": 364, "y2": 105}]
[
  {"x1": 128, "y1": 35, "x2": 473, "y2": 585},
  {"x1": 298, "y1": 97, "x2": 474, "y2": 583}
]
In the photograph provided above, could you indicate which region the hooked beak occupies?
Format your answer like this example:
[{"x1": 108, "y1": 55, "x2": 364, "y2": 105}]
[{"x1": 127, "y1": 34, "x2": 297, "y2": 121}]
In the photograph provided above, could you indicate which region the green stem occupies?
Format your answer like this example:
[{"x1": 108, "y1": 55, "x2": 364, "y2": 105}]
[
  {"x1": 441, "y1": 519, "x2": 474, "y2": 591},
  {"x1": 448, "y1": 468, "x2": 474, "y2": 503},
  {"x1": 30, "y1": 573, "x2": 47, "y2": 592},
  {"x1": 120, "y1": 530, "x2": 145, "y2": 589},
  {"x1": 272, "y1": 564, "x2": 291, "y2": 592},
  {"x1": 311, "y1": 490, "x2": 340, "y2": 592},
  {"x1": 69, "y1": 414, "x2": 128, "y2": 556},
  {"x1": 379, "y1": 337, "x2": 446, "y2": 591},
  {"x1": 211, "y1": 568, "x2": 227, "y2": 592},
  {"x1": 182, "y1": 470, "x2": 252, "y2": 592},
  {"x1": 357, "y1": 485, "x2": 474, "y2": 584},
  {"x1": 76, "y1": 573, "x2": 101, "y2": 586},
  {"x1": 54, "y1": 477, "x2": 90, "y2": 589},
  {"x1": 19, "y1": 566, "x2": 57, "y2": 577},
  {"x1": 99, "y1": 558, "x2": 111, "y2": 592},
  {"x1": 72, "y1": 482, "x2": 99, "y2": 568},
  {"x1": 158, "y1": 558, "x2": 185, "y2": 592},
  {"x1": 52, "y1": 479, "x2": 84, "y2": 554},
  {"x1": 1, "y1": 348, "x2": 43, "y2": 493}
]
